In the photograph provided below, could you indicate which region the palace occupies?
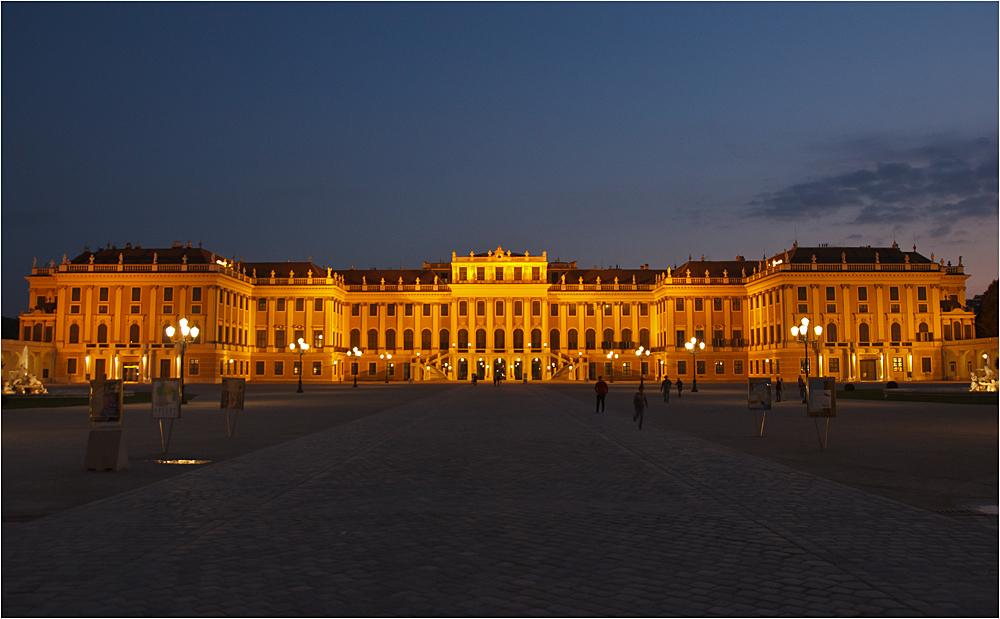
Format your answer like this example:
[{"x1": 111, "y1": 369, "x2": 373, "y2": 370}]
[{"x1": 8, "y1": 241, "x2": 996, "y2": 386}]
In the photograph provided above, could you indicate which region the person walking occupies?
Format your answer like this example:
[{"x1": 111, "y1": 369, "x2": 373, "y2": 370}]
[
  {"x1": 676, "y1": 378, "x2": 683, "y2": 398},
  {"x1": 472, "y1": 373, "x2": 478, "y2": 386},
  {"x1": 595, "y1": 376, "x2": 609, "y2": 413},
  {"x1": 797, "y1": 375, "x2": 806, "y2": 402},
  {"x1": 775, "y1": 377, "x2": 783, "y2": 402},
  {"x1": 660, "y1": 376, "x2": 672, "y2": 403},
  {"x1": 633, "y1": 386, "x2": 649, "y2": 429}
]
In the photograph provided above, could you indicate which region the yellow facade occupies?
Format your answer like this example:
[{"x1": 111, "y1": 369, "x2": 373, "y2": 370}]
[{"x1": 12, "y1": 242, "x2": 996, "y2": 386}]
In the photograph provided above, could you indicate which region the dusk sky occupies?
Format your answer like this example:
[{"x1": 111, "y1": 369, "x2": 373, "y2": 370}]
[{"x1": 3, "y1": 3, "x2": 997, "y2": 317}]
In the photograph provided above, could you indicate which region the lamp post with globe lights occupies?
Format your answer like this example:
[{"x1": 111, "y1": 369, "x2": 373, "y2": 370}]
[
  {"x1": 379, "y1": 353, "x2": 392, "y2": 383},
  {"x1": 164, "y1": 318, "x2": 199, "y2": 404},
  {"x1": 685, "y1": 337, "x2": 705, "y2": 392},
  {"x1": 790, "y1": 317, "x2": 823, "y2": 404},
  {"x1": 635, "y1": 346, "x2": 651, "y2": 387},
  {"x1": 289, "y1": 338, "x2": 310, "y2": 393},
  {"x1": 346, "y1": 347, "x2": 361, "y2": 386}
]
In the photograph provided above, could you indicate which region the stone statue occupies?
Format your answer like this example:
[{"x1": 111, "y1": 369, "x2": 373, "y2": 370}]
[
  {"x1": 89, "y1": 255, "x2": 94, "y2": 264},
  {"x1": 811, "y1": 254, "x2": 816, "y2": 264},
  {"x1": 253, "y1": 268, "x2": 257, "y2": 277},
  {"x1": 723, "y1": 269, "x2": 728, "y2": 277},
  {"x1": 289, "y1": 269, "x2": 294, "y2": 278},
  {"x1": 327, "y1": 267, "x2": 332, "y2": 278},
  {"x1": 62, "y1": 254, "x2": 67, "y2": 264},
  {"x1": 153, "y1": 252, "x2": 158, "y2": 264},
  {"x1": 362, "y1": 276, "x2": 366, "y2": 285},
  {"x1": 182, "y1": 254, "x2": 188, "y2": 264},
  {"x1": 842, "y1": 252, "x2": 846, "y2": 263},
  {"x1": 704, "y1": 270, "x2": 709, "y2": 278},
  {"x1": 875, "y1": 252, "x2": 879, "y2": 264},
  {"x1": 904, "y1": 254, "x2": 910, "y2": 264},
  {"x1": 270, "y1": 270, "x2": 276, "y2": 278},
  {"x1": 380, "y1": 277, "x2": 385, "y2": 286},
  {"x1": 742, "y1": 268, "x2": 746, "y2": 277}
]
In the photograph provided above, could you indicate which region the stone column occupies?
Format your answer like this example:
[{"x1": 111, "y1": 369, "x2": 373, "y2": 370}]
[
  {"x1": 905, "y1": 284, "x2": 915, "y2": 341},
  {"x1": 113, "y1": 286, "x2": 123, "y2": 342},
  {"x1": 875, "y1": 285, "x2": 885, "y2": 342}
]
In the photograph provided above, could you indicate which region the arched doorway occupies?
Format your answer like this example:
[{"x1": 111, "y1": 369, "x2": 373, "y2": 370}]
[
  {"x1": 458, "y1": 358, "x2": 468, "y2": 381},
  {"x1": 476, "y1": 358, "x2": 486, "y2": 380},
  {"x1": 531, "y1": 358, "x2": 542, "y2": 380},
  {"x1": 493, "y1": 358, "x2": 506, "y2": 381},
  {"x1": 514, "y1": 358, "x2": 523, "y2": 380}
]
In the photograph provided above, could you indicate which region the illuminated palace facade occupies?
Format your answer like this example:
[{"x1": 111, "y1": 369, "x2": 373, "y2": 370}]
[{"x1": 13, "y1": 242, "x2": 995, "y2": 386}]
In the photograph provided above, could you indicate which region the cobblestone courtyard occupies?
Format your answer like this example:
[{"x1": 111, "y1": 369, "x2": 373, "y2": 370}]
[{"x1": 3, "y1": 384, "x2": 997, "y2": 616}]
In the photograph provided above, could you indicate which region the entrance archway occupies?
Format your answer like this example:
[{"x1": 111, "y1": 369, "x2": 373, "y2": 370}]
[
  {"x1": 493, "y1": 358, "x2": 506, "y2": 381},
  {"x1": 514, "y1": 358, "x2": 523, "y2": 380},
  {"x1": 531, "y1": 358, "x2": 542, "y2": 380},
  {"x1": 476, "y1": 358, "x2": 486, "y2": 380}
]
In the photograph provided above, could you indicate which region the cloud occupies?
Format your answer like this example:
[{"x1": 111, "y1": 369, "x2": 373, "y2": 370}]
[{"x1": 748, "y1": 136, "x2": 998, "y2": 229}]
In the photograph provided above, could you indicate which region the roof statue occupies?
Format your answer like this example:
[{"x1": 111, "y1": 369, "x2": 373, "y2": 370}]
[
  {"x1": 398, "y1": 276, "x2": 403, "y2": 285},
  {"x1": 701, "y1": 254, "x2": 705, "y2": 261},
  {"x1": 119, "y1": 253, "x2": 123, "y2": 264},
  {"x1": 614, "y1": 277, "x2": 619, "y2": 285},
  {"x1": 842, "y1": 252, "x2": 846, "y2": 263},
  {"x1": 253, "y1": 268, "x2": 257, "y2": 277},
  {"x1": 270, "y1": 270, "x2": 275, "y2": 278},
  {"x1": 153, "y1": 252, "x2": 157, "y2": 264},
  {"x1": 666, "y1": 267, "x2": 671, "y2": 277},
  {"x1": 705, "y1": 270, "x2": 710, "y2": 278},
  {"x1": 811, "y1": 254, "x2": 816, "y2": 263},
  {"x1": 50, "y1": 259, "x2": 55, "y2": 267},
  {"x1": 561, "y1": 274, "x2": 566, "y2": 284},
  {"x1": 380, "y1": 277, "x2": 385, "y2": 285},
  {"x1": 904, "y1": 254, "x2": 910, "y2": 264},
  {"x1": 596, "y1": 276, "x2": 601, "y2": 285},
  {"x1": 89, "y1": 255, "x2": 94, "y2": 264},
  {"x1": 875, "y1": 252, "x2": 879, "y2": 264},
  {"x1": 632, "y1": 275, "x2": 636, "y2": 284},
  {"x1": 784, "y1": 250, "x2": 789, "y2": 262},
  {"x1": 542, "y1": 251, "x2": 547, "y2": 259},
  {"x1": 685, "y1": 268, "x2": 691, "y2": 277},
  {"x1": 930, "y1": 252, "x2": 934, "y2": 262},
  {"x1": 415, "y1": 277, "x2": 420, "y2": 285},
  {"x1": 578, "y1": 276, "x2": 583, "y2": 285},
  {"x1": 62, "y1": 254, "x2": 67, "y2": 264},
  {"x1": 434, "y1": 275, "x2": 439, "y2": 284},
  {"x1": 307, "y1": 270, "x2": 313, "y2": 278},
  {"x1": 327, "y1": 267, "x2": 332, "y2": 278},
  {"x1": 362, "y1": 276, "x2": 366, "y2": 285},
  {"x1": 959, "y1": 256, "x2": 963, "y2": 266},
  {"x1": 723, "y1": 269, "x2": 728, "y2": 277},
  {"x1": 289, "y1": 268, "x2": 294, "y2": 278},
  {"x1": 742, "y1": 268, "x2": 746, "y2": 277},
  {"x1": 182, "y1": 254, "x2": 188, "y2": 264},
  {"x1": 452, "y1": 252, "x2": 457, "y2": 260}
]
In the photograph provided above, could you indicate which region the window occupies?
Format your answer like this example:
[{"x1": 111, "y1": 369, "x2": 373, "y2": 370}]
[
  {"x1": 129, "y1": 324, "x2": 140, "y2": 343},
  {"x1": 513, "y1": 329, "x2": 524, "y2": 350},
  {"x1": 605, "y1": 362, "x2": 613, "y2": 377},
  {"x1": 476, "y1": 267, "x2": 485, "y2": 281},
  {"x1": 964, "y1": 324, "x2": 973, "y2": 340},
  {"x1": 917, "y1": 287, "x2": 927, "y2": 301},
  {"x1": 828, "y1": 358, "x2": 840, "y2": 373},
  {"x1": 191, "y1": 287, "x2": 202, "y2": 302},
  {"x1": 676, "y1": 330, "x2": 686, "y2": 348},
  {"x1": 858, "y1": 304, "x2": 869, "y2": 313},
  {"x1": 495, "y1": 267, "x2": 503, "y2": 281},
  {"x1": 918, "y1": 304, "x2": 928, "y2": 313},
  {"x1": 733, "y1": 329, "x2": 743, "y2": 344},
  {"x1": 677, "y1": 360, "x2": 687, "y2": 374},
  {"x1": 604, "y1": 303, "x2": 612, "y2": 316},
  {"x1": 459, "y1": 301, "x2": 468, "y2": 316},
  {"x1": 493, "y1": 329, "x2": 505, "y2": 350},
  {"x1": 256, "y1": 330, "x2": 267, "y2": 348},
  {"x1": 495, "y1": 301, "x2": 504, "y2": 316},
  {"x1": 274, "y1": 361, "x2": 284, "y2": 375},
  {"x1": 71, "y1": 287, "x2": 81, "y2": 302},
  {"x1": 713, "y1": 298, "x2": 722, "y2": 312},
  {"x1": 314, "y1": 298, "x2": 323, "y2": 312},
  {"x1": 532, "y1": 301, "x2": 541, "y2": 316},
  {"x1": 568, "y1": 329, "x2": 578, "y2": 350},
  {"x1": 368, "y1": 329, "x2": 378, "y2": 350},
  {"x1": 421, "y1": 329, "x2": 432, "y2": 349},
  {"x1": 639, "y1": 329, "x2": 650, "y2": 349},
  {"x1": 921, "y1": 357, "x2": 932, "y2": 373},
  {"x1": 858, "y1": 323, "x2": 870, "y2": 343},
  {"x1": 404, "y1": 329, "x2": 414, "y2": 350},
  {"x1": 694, "y1": 298, "x2": 703, "y2": 312},
  {"x1": 257, "y1": 298, "x2": 267, "y2": 312},
  {"x1": 71, "y1": 305, "x2": 80, "y2": 314},
  {"x1": 68, "y1": 323, "x2": 80, "y2": 343},
  {"x1": 734, "y1": 360, "x2": 744, "y2": 374},
  {"x1": 890, "y1": 304, "x2": 900, "y2": 314},
  {"x1": 621, "y1": 304, "x2": 630, "y2": 316},
  {"x1": 99, "y1": 287, "x2": 109, "y2": 302},
  {"x1": 585, "y1": 329, "x2": 595, "y2": 349},
  {"x1": 313, "y1": 361, "x2": 322, "y2": 376},
  {"x1": 188, "y1": 358, "x2": 200, "y2": 376},
  {"x1": 477, "y1": 301, "x2": 486, "y2": 316},
  {"x1": 275, "y1": 330, "x2": 286, "y2": 349},
  {"x1": 350, "y1": 303, "x2": 359, "y2": 316},
  {"x1": 405, "y1": 303, "x2": 413, "y2": 316},
  {"x1": 550, "y1": 304, "x2": 559, "y2": 317},
  {"x1": 277, "y1": 298, "x2": 286, "y2": 312},
  {"x1": 892, "y1": 357, "x2": 903, "y2": 372},
  {"x1": 514, "y1": 267, "x2": 522, "y2": 281},
  {"x1": 514, "y1": 300, "x2": 523, "y2": 316},
  {"x1": 827, "y1": 304, "x2": 837, "y2": 313},
  {"x1": 67, "y1": 358, "x2": 78, "y2": 375},
  {"x1": 440, "y1": 304, "x2": 448, "y2": 316},
  {"x1": 130, "y1": 305, "x2": 140, "y2": 314},
  {"x1": 369, "y1": 303, "x2": 378, "y2": 316},
  {"x1": 97, "y1": 324, "x2": 108, "y2": 343},
  {"x1": 531, "y1": 267, "x2": 540, "y2": 280},
  {"x1": 622, "y1": 362, "x2": 631, "y2": 377},
  {"x1": 385, "y1": 329, "x2": 396, "y2": 350},
  {"x1": 293, "y1": 361, "x2": 302, "y2": 376},
  {"x1": 313, "y1": 330, "x2": 324, "y2": 348},
  {"x1": 423, "y1": 304, "x2": 431, "y2": 317},
  {"x1": 459, "y1": 267, "x2": 467, "y2": 281},
  {"x1": 256, "y1": 361, "x2": 265, "y2": 375},
  {"x1": 530, "y1": 329, "x2": 541, "y2": 349},
  {"x1": 131, "y1": 287, "x2": 141, "y2": 302},
  {"x1": 550, "y1": 329, "x2": 560, "y2": 350},
  {"x1": 857, "y1": 286, "x2": 868, "y2": 301},
  {"x1": 826, "y1": 287, "x2": 835, "y2": 301},
  {"x1": 369, "y1": 362, "x2": 377, "y2": 376},
  {"x1": 675, "y1": 298, "x2": 684, "y2": 312},
  {"x1": 732, "y1": 298, "x2": 742, "y2": 311},
  {"x1": 586, "y1": 303, "x2": 594, "y2": 316},
  {"x1": 386, "y1": 303, "x2": 395, "y2": 317},
  {"x1": 826, "y1": 323, "x2": 837, "y2": 343},
  {"x1": 163, "y1": 287, "x2": 173, "y2": 302},
  {"x1": 439, "y1": 330, "x2": 449, "y2": 350},
  {"x1": 797, "y1": 304, "x2": 808, "y2": 313},
  {"x1": 569, "y1": 304, "x2": 577, "y2": 316},
  {"x1": 889, "y1": 287, "x2": 899, "y2": 301},
  {"x1": 350, "y1": 329, "x2": 360, "y2": 349},
  {"x1": 715, "y1": 360, "x2": 724, "y2": 374}
]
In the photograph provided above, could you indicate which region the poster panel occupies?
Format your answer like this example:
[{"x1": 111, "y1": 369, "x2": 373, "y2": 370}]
[
  {"x1": 151, "y1": 378, "x2": 181, "y2": 419},
  {"x1": 221, "y1": 377, "x2": 246, "y2": 410},
  {"x1": 748, "y1": 378, "x2": 772, "y2": 411},
  {"x1": 807, "y1": 377, "x2": 837, "y2": 418},
  {"x1": 89, "y1": 379, "x2": 124, "y2": 428}
]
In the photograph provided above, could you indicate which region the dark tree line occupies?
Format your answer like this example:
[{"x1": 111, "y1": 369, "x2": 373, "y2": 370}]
[{"x1": 970, "y1": 279, "x2": 998, "y2": 338}]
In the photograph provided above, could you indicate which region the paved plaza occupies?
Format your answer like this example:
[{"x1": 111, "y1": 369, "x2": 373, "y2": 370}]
[{"x1": 3, "y1": 383, "x2": 997, "y2": 616}]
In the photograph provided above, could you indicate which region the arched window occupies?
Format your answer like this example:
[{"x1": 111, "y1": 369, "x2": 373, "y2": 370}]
[
  {"x1": 96, "y1": 323, "x2": 108, "y2": 344},
  {"x1": 439, "y1": 329, "x2": 449, "y2": 350},
  {"x1": 421, "y1": 329, "x2": 432, "y2": 350},
  {"x1": 457, "y1": 329, "x2": 468, "y2": 349},
  {"x1": 603, "y1": 328, "x2": 614, "y2": 348},
  {"x1": 585, "y1": 329, "x2": 596, "y2": 349},
  {"x1": 129, "y1": 323, "x2": 140, "y2": 344},
  {"x1": 32, "y1": 324, "x2": 42, "y2": 342},
  {"x1": 494, "y1": 329, "x2": 505, "y2": 350},
  {"x1": 68, "y1": 323, "x2": 80, "y2": 344},
  {"x1": 475, "y1": 329, "x2": 486, "y2": 350},
  {"x1": 350, "y1": 329, "x2": 361, "y2": 349},
  {"x1": 530, "y1": 329, "x2": 541, "y2": 349},
  {"x1": 918, "y1": 322, "x2": 929, "y2": 341},
  {"x1": 386, "y1": 329, "x2": 396, "y2": 350},
  {"x1": 568, "y1": 329, "x2": 578, "y2": 350},
  {"x1": 476, "y1": 301, "x2": 485, "y2": 316},
  {"x1": 549, "y1": 329, "x2": 560, "y2": 350},
  {"x1": 890, "y1": 323, "x2": 901, "y2": 342},
  {"x1": 513, "y1": 329, "x2": 524, "y2": 350},
  {"x1": 495, "y1": 301, "x2": 504, "y2": 316},
  {"x1": 858, "y1": 323, "x2": 870, "y2": 343},
  {"x1": 368, "y1": 329, "x2": 379, "y2": 350},
  {"x1": 403, "y1": 329, "x2": 413, "y2": 350},
  {"x1": 826, "y1": 323, "x2": 837, "y2": 344},
  {"x1": 952, "y1": 321, "x2": 962, "y2": 341},
  {"x1": 622, "y1": 329, "x2": 632, "y2": 346},
  {"x1": 639, "y1": 328, "x2": 650, "y2": 349}
]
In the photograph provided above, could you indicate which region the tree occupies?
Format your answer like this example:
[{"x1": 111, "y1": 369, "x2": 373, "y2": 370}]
[{"x1": 972, "y1": 280, "x2": 998, "y2": 338}]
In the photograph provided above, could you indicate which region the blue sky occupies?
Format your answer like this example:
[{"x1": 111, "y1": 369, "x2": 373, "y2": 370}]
[{"x1": 3, "y1": 3, "x2": 997, "y2": 316}]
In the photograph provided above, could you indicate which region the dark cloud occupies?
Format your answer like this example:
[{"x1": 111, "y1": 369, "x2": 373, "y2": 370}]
[{"x1": 748, "y1": 136, "x2": 998, "y2": 229}]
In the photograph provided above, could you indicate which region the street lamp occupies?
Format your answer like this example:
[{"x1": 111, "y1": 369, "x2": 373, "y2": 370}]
[
  {"x1": 165, "y1": 318, "x2": 199, "y2": 404},
  {"x1": 635, "y1": 346, "x2": 651, "y2": 387},
  {"x1": 606, "y1": 351, "x2": 619, "y2": 382},
  {"x1": 684, "y1": 337, "x2": 705, "y2": 392},
  {"x1": 347, "y1": 347, "x2": 361, "y2": 386},
  {"x1": 380, "y1": 353, "x2": 392, "y2": 383},
  {"x1": 790, "y1": 317, "x2": 823, "y2": 404},
  {"x1": 289, "y1": 338, "x2": 310, "y2": 393}
]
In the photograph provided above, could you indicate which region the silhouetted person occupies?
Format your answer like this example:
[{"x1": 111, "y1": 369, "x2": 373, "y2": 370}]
[
  {"x1": 798, "y1": 375, "x2": 806, "y2": 402},
  {"x1": 595, "y1": 376, "x2": 609, "y2": 413},
  {"x1": 660, "y1": 376, "x2": 671, "y2": 403},
  {"x1": 775, "y1": 377, "x2": 783, "y2": 402},
  {"x1": 472, "y1": 373, "x2": 478, "y2": 386},
  {"x1": 676, "y1": 378, "x2": 683, "y2": 398},
  {"x1": 633, "y1": 386, "x2": 648, "y2": 429}
]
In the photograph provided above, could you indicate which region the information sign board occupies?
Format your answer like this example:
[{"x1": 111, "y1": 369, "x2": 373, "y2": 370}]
[
  {"x1": 807, "y1": 377, "x2": 837, "y2": 418},
  {"x1": 748, "y1": 378, "x2": 772, "y2": 411},
  {"x1": 221, "y1": 377, "x2": 246, "y2": 410},
  {"x1": 89, "y1": 379, "x2": 123, "y2": 429},
  {"x1": 151, "y1": 378, "x2": 181, "y2": 419}
]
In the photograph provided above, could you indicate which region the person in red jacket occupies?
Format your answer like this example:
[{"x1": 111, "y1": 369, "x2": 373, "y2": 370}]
[{"x1": 595, "y1": 376, "x2": 609, "y2": 413}]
